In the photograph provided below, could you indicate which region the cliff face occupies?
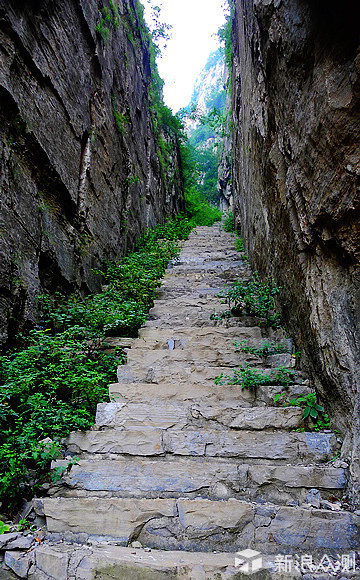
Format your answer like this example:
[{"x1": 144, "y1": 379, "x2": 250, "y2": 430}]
[
  {"x1": 232, "y1": 0, "x2": 360, "y2": 502},
  {"x1": 0, "y1": 0, "x2": 183, "y2": 344}
]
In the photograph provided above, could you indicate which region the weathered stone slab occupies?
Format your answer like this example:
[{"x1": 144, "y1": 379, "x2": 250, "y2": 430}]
[
  {"x1": 108, "y1": 382, "x2": 312, "y2": 409},
  {"x1": 117, "y1": 363, "x2": 265, "y2": 385},
  {"x1": 66, "y1": 428, "x2": 164, "y2": 455},
  {"x1": 255, "y1": 506, "x2": 360, "y2": 553},
  {"x1": 247, "y1": 464, "x2": 346, "y2": 490},
  {"x1": 126, "y1": 347, "x2": 252, "y2": 368},
  {"x1": 226, "y1": 407, "x2": 303, "y2": 430},
  {"x1": 4, "y1": 551, "x2": 32, "y2": 579},
  {"x1": 35, "y1": 546, "x2": 70, "y2": 580},
  {"x1": 108, "y1": 381, "x2": 255, "y2": 406},
  {"x1": 163, "y1": 430, "x2": 337, "y2": 462},
  {"x1": 138, "y1": 325, "x2": 262, "y2": 344},
  {"x1": 95, "y1": 401, "x2": 303, "y2": 431},
  {"x1": 32, "y1": 545, "x2": 247, "y2": 580},
  {"x1": 51, "y1": 457, "x2": 243, "y2": 497},
  {"x1": 95, "y1": 402, "x2": 188, "y2": 429},
  {"x1": 42, "y1": 495, "x2": 360, "y2": 555},
  {"x1": 43, "y1": 498, "x2": 175, "y2": 538},
  {"x1": 177, "y1": 498, "x2": 254, "y2": 530},
  {"x1": 133, "y1": 332, "x2": 267, "y2": 368}
]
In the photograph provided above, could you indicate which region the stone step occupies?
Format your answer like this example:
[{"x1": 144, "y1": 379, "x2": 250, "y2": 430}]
[
  {"x1": 137, "y1": 325, "x2": 264, "y2": 346},
  {"x1": 108, "y1": 381, "x2": 313, "y2": 407},
  {"x1": 147, "y1": 303, "x2": 230, "y2": 326},
  {"x1": 125, "y1": 347, "x2": 262, "y2": 370},
  {"x1": 116, "y1": 359, "x2": 301, "y2": 385},
  {"x1": 125, "y1": 348, "x2": 294, "y2": 374},
  {"x1": 50, "y1": 456, "x2": 346, "y2": 505},
  {"x1": 40, "y1": 497, "x2": 360, "y2": 554},
  {"x1": 26, "y1": 544, "x2": 247, "y2": 580},
  {"x1": 177, "y1": 249, "x2": 240, "y2": 260},
  {"x1": 163, "y1": 263, "x2": 245, "y2": 280},
  {"x1": 156, "y1": 286, "x2": 230, "y2": 299},
  {"x1": 144, "y1": 314, "x2": 275, "y2": 329},
  {"x1": 95, "y1": 401, "x2": 304, "y2": 431},
  {"x1": 65, "y1": 427, "x2": 338, "y2": 463}
]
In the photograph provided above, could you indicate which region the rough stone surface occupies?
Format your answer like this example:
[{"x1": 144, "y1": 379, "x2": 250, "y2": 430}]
[
  {"x1": 4, "y1": 552, "x2": 32, "y2": 579},
  {"x1": 43, "y1": 497, "x2": 175, "y2": 538},
  {"x1": 232, "y1": 0, "x2": 360, "y2": 504},
  {"x1": 25, "y1": 226, "x2": 359, "y2": 577},
  {"x1": 66, "y1": 427, "x2": 164, "y2": 455},
  {"x1": 0, "y1": 0, "x2": 183, "y2": 344}
]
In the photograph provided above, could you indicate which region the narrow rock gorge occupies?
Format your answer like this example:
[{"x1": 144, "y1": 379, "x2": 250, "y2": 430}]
[
  {"x1": 231, "y1": 0, "x2": 360, "y2": 504},
  {"x1": 0, "y1": 0, "x2": 183, "y2": 344}
]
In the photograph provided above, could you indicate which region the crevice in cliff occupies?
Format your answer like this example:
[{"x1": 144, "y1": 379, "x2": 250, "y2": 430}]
[{"x1": 38, "y1": 251, "x2": 74, "y2": 295}]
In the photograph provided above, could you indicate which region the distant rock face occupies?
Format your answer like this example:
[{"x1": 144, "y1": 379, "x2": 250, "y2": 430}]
[
  {"x1": 0, "y1": 0, "x2": 183, "y2": 343},
  {"x1": 232, "y1": 0, "x2": 360, "y2": 503},
  {"x1": 217, "y1": 70, "x2": 233, "y2": 212}
]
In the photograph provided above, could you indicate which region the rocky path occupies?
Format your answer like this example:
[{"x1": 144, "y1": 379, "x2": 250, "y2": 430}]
[{"x1": 9, "y1": 225, "x2": 359, "y2": 578}]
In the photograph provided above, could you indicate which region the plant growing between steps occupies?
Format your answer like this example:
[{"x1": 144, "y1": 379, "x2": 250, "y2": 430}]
[
  {"x1": 218, "y1": 272, "x2": 281, "y2": 327},
  {"x1": 234, "y1": 339, "x2": 291, "y2": 357},
  {"x1": 215, "y1": 364, "x2": 295, "y2": 391},
  {"x1": 274, "y1": 392, "x2": 330, "y2": 431},
  {"x1": 234, "y1": 235, "x2": 248, "y2": 261}
]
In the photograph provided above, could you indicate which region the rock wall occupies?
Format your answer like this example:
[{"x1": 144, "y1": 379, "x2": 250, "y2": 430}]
[
  {"x1": 0, "y1": 0, "x2": 183, "y2": 344},
  {"x1": 232, "y1": 0, "x2": 360, "y2": 503}
]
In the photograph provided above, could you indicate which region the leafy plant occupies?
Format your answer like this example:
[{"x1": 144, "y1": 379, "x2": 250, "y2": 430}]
[
  {"x1": 95, "y1": 2, "x2": 120, "y2": 41},
  {"x1": 51, "y1": 456, "x2": 79, "y2": 483},
  {"x1": 274, "y1": 391, "x2": 330, "y2": 431},
  {"x1": 234, "y1": 339, "x2": 292, "y2": 358},
  {"x1": 17, "y1": 518, "x2": 31, "y2": 532},
  {"x1": 219, "y1": 273, "x2": 281, "y2": 327},
  {"x1": 234, "y1": 236, "x2": 245, "y2": 253},
  {"x1": 210, "y1": 309, "x2": 231, "y2": 321},
  {"x1": 0, "y1": 520, "x2": 10, "y2": 534},
  {"x1": 234, "y1": 236, "x2": 248, "y2": 261},
  {"x1": 298, "y1": 392, "x2": 324, "y2": 420},
  {"x1": 215, "y1": 364, "x2": 295, "y2": 390},
  {"x1": 112, "y1": 96, "x2": 130, "y2": 135},
  {"x1": 222, "y1": 211, "x2": 235, "y2": 232}
]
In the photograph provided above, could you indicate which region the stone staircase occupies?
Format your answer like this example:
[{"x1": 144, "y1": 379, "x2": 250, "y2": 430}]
[{"x1": 31, "y1": 225, "x2": 359, "y2": 579}]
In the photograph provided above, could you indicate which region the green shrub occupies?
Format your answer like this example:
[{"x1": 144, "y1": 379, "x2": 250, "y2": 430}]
[
  {"x1": 274, "y1": 392, "x2": 330, "y2": 431},
  {"x1": 234, "y1": 339, "x2": 291, "y2": 358},
  {"x1": 184, "y1": 188, "x2": 222, "y2": 226},
  {"x1": 95, "y1": 2, "x2": 120, "y2": 41},
  {"x1": 219, "y1": 272, "x2": 281, "y2": 327},
  {"x1": 0, "y1": 326, "x2": 119, "y2": 507},
  {"x1": 215, "y1": 365, "x2": 295, "y2": 391},
  {"x1": 222, "y1": 211, "x2": 235, "y2": 232}
]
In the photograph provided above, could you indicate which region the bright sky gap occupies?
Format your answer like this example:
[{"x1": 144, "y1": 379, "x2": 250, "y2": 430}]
[{"x1": 144, "y1": 0, "x2": 226, "y2": 112}]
